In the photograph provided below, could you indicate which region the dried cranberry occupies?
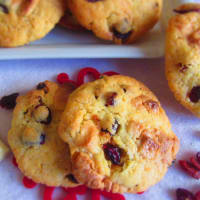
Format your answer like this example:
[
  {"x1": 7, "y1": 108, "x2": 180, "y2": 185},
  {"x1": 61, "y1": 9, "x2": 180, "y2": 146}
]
[
  {"x1": 176, "y1": 188, "x2": 196, "y2": 200},
  {"x1": 101, "y1": 191, "x2": 125, "y2": 200},
  {"x1": 196, "y1": 152, "x2": 200, "y2": 163},
  {"x1": 0, "y1": 4, "x2": 8, "y2": 14},
  {"x1": 0, "y1": 93, "x2": 19, "y2": 109},
  {"x1": 174, "y1": 8, "x2": 200, "y2": 14},
  {"x1": 195, "y1": 191, "x2": 200, "y2": 200},
  {"x1": 40, "y1": 134, "x2": 46, "y2": 145},
  {"x1": 103, "y1": 143, "x2": 122, "y2": 165},
  {"x1": 113, "y1": 28, "x2": 132, "y2": 40},
  {"x1": 66, "y1": 174, "x2": 79, "y2": 184},
  {"x1": 179, "y1": 160, "x2": 200, "y2": 179},
  {"x1": 190, "y1": 157, "x2": 200, "y2": 170},
  {"x1": 189, "y1": 86, "x2": 200, "y2": 103},
  {"x1": 105, "y1": 92, "x2": 117, "y2": 106}
]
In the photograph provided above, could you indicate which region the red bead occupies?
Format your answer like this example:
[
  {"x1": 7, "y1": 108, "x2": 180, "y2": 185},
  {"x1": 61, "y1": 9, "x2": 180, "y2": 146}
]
[
  {"x1": 63, "y1": 193, "x2": 77, "y2": 200},
  {"x1": 77, "y1": 67, "x2": 100, "y2": 86},
  {"x1": 195, "y1": 191, "x2": 200, "y2": 200},
  {"x1": 102, "y1": 71, "x2": 120, "y2": 76},
  {"x1": 57, "y1": 73, "x2": 69, "y2": 84},
  {"x1": 12, "y1": 156, "x2": 18, "y2": 168},
  {"x1": 91, "y1": 189, "x2": 101, "y2": 200},
  {"x1": 64, "y1": 185, "x2": 87, "y2": 195},
  {"x1": 22, "y1": 176, "x2": 37, "y2": 189},
  {"x1": 179, "y1": 160, "x2": 200, "y2": 179},
  {"x1": 43, "y1": 186, "x2": 55, "y2": 200}
]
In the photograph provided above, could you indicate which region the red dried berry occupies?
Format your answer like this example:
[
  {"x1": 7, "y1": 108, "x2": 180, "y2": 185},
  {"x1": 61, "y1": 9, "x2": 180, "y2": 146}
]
[
  {"x1": 195, "y1": 191, "x2": 200, "y2": 200},
  {"x1": 22, "y1": 176, "x2": 37, "y2": 189},
  {"x1": 190, "y1": 157, "x2": 200, "y2": 170},
  {"x1": 101, "y1": 191, "x2": 125, "y2": 200},
  {"x1": 12, "y1": 156, "x2": 18, "y2": 167},
  {"x1": 64, "y1": 185, "x2": 87, "y2": 195},
  {"x1": 0, "y1": 93, "x2": 19, "y2": 109},
  {"x1": 179, "y1": 160, "x2": 200, "y2": 179},
  {"x1": 77, "y1": 67, "x2": 100, "y2": 86},
  {"x1": 57, "y1": 73, "x2": 69, "y2": 84},
  {"x1": 105, "y1": 92, "x2": 117, "y2": 106},
  {"x1": 91, "y1": 189, "x2": 101, "y2": 200},
  {"x1": 103, "y1": 71, "x2": 120, "y2": 76},
  {"x1": 63, "y1": 193, "x2": 77, "y2": 200},
  {"x1": 176, "y1": 188, "x2": 196, "y2": 200},
  {"x1": 43, "y1": 186, "x2": 55, "y2": 200},
  {"x1": 103, "y1": 143, "x2": 122, "y2": 165},
  {"x1": 196, "y1": 152, "x2": 200, "y2": 163}
]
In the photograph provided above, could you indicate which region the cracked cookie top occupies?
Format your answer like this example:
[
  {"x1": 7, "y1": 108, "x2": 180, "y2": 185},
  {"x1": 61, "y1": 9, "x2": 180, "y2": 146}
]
[{"x1": 59, "y1": 75, "x2": 179, "y2": 193}]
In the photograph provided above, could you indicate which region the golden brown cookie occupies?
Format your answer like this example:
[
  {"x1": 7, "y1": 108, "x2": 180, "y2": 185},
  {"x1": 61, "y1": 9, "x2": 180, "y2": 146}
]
[
  {"x1": 0, "y1": 0, "x2": 66, "y2": 47},
  {"x1": 59, "y1": 75, "x2": 179, "y2": 193},
  {"x1": 8, "y1": 81, "x2": 79, "y2": 187},
  {"x1": 165, "y1": 3, "x2": 200, "y2": 117},
  {"x1": 68, "y1": 0, "x2": 162, "y2": 44}
]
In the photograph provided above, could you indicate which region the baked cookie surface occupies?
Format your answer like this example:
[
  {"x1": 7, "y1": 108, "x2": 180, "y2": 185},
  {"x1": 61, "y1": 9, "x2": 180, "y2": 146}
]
[
  {"x1": 59, "y1": 75, "x2": 179, "y2": 193},
  {"x1": 68, "y1": 0, "x2": 162, "y2": 44},
  {"x1": 8, "y1": 81, "x2": 78, "y2": 187},
  {"x1": 0, "y1": 0, "x2": 66, "y2": 47},
  {"x1": 166, "y1": 3, "x2": 200, "y2": 117}
]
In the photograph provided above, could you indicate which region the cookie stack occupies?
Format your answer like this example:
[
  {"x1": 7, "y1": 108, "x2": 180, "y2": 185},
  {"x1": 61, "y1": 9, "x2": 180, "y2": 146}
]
[
  {"x1": 0, "y1": 0, "x2": 162, "y2": 47},
  {"x1": 8, "y1": 75, "x2": 179, "y2": 194}
]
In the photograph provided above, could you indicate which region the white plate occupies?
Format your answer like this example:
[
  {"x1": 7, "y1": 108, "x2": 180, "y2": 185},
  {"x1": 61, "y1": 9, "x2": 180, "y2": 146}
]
[
  {"x1": 0, "y1": 0, "x2": 197, "y2": 59},
  {"x1": 0, "y1": 25, "x2": 164, "y2": 59}
]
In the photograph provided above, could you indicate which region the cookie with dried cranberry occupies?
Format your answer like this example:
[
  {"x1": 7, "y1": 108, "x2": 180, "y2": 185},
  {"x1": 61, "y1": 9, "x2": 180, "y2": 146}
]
[
  {"x1": 0, "y1": 0, "x2": 66, "y2": 47},
  {"x1": 166, "y1": 3, "x2": 200, "y2": 117},
  {"x1": 68, "y1": 0, "x2": 162, "y2": 44},
  {"x1": 8, "y1": 81, "x2": 79, "y2": 187},
  {"x1": 58, "y1": 75, "x2": 179, "y2": 193}
]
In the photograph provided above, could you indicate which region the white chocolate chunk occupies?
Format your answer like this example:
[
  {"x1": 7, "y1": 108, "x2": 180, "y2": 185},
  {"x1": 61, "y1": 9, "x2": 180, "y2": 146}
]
[{"x1": 0, "y1": 139, "x2": 9, "y2": 162}]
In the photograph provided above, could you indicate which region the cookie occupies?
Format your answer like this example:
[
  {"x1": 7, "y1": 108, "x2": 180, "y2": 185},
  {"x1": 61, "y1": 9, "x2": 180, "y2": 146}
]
[
  {"x1": 58, "y1": 75, "x2": 179, "y2": 193},
  {"x1": 165, "y1": 3, "x2": 200, "y2": 117},
  {"x1": 8, "y1": 81, "x2": 79, "y2": 187},
  {"x1": 0, "y1": 0, "x2": 66, "y2": 47},
  {"x1": 68, "y1": 0, "x2": 162, "y2": 44}
]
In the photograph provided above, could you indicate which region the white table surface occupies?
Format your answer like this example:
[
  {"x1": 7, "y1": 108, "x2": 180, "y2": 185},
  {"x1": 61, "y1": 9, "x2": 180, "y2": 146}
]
[{"x1": 0, "y1": 58, "x2": 199, "y2": 200}]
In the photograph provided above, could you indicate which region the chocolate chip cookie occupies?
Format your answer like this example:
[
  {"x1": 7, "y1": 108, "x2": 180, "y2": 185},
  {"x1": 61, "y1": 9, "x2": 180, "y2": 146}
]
[
  {"x1": 68, "y1": 0, "x2": 162, "y2": 44},
  {"x1": 59, "y1": 75, "x2": 179, "y2": 193},
  {"x1": 8, "y1": 81, "x2": 78, "y2": 187}
]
